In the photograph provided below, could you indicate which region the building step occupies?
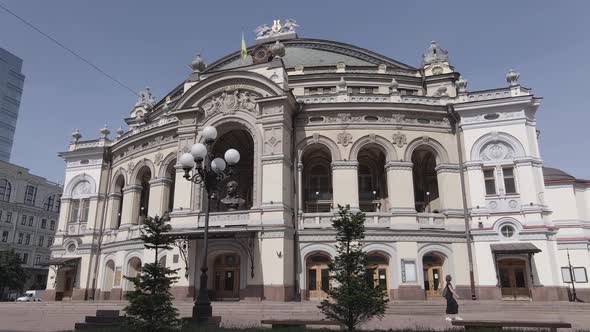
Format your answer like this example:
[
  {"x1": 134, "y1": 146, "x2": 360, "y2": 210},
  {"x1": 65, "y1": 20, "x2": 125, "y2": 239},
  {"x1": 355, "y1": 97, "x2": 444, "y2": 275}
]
[
  {"x1": 96, "y1": 309, "x2": 120, "y2": 317},
  {"x1": 74, "y1": 322, "x2": 120, "y2": 330},
  {"x1": 85, "y1": 315, "x2": 124, "y2": 324}
]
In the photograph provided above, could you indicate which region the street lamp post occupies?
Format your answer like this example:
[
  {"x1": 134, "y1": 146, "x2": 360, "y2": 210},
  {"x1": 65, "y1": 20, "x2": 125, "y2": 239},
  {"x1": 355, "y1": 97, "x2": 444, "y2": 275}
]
[{"x1": 179, "y1": 126, "x2": 240, "y2": 323}]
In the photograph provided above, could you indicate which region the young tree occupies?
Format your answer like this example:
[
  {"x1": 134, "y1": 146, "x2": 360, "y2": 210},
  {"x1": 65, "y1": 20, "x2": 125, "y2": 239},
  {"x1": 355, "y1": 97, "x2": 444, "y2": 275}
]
[
  {"x1": 124, "y1": 214, "x2": 182, "y2": 331},
  {"x1": 0, "y1": 250, "x2": 27, "y2": 300},
  {"x1": 319, "y1": 205, "x2": 387, "y2": 331}
]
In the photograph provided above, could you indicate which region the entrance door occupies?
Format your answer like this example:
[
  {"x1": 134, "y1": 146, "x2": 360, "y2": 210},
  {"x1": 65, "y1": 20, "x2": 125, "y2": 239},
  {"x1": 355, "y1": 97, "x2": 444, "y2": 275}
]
[
  {"x1": 498, "y1": 259, "x2": 530, "y2": 300},
  {"x1": 424, "y1": 266, "x2": 443, "y2": 298},
  {"x1": 308, "y1": 266, "x2": 330, "y2": 300},
  {"x1": 62, "y1": 269, "x2": 76, "y2": 300},
  {"x1": 368, "y1": 254, "x2": 390, "y2": 300},
  {"x1": 306, "y1": 254, "x2": 331, "y2": 300},
  {"x1": 213, "y1": 254, "x2": 240, "y2": 300},
  {"x1": 423, "y1": 253, "x2": 445, "y2": 299}
]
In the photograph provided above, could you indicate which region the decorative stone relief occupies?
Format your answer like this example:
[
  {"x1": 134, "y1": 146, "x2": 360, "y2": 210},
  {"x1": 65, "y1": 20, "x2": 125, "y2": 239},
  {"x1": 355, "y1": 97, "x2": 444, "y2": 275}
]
[
  {"x1": 392, "y1": 131, "x2": 408, "y2": 148},
  {"x1": 127, "y1": 161, "x2": 136, "y2": 173},
  {"x1": 135, "y1": 87, "x2": 156, "y2": 109},
  {"x1": 368, "y1": 133, "x2": 376, "y2": 143},
  {"x1": 312, "y1": 133, "x2": 320, "y2": 144},
  {"x1": 264, "y1": 128, "x2": 282, "y2": 155},
  {"x1": 154, "y1": 152, "x2": 164, "y2": 166},
  {"x1": 481, "y1": 142, "x2": 515, "y2": 161},
  {"x1": 336, "y1": 131, "x2": 353, "y2": 147},
  {"x1": 201, "y1": 89, "x2": 259, "y2": 116},
  {"x1": 72, "y1": 181, "x2": 92, "y2": 196}
]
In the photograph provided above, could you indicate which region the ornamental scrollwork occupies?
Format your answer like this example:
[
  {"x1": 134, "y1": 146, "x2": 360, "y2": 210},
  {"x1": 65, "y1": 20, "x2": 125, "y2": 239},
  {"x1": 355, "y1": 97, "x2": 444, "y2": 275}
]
[{"x1": 201, "y1": 89, "x2": 259, "y2": 117}]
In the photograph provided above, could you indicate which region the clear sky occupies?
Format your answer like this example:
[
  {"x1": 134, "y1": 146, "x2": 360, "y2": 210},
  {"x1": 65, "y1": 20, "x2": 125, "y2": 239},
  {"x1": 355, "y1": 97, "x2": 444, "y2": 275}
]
[{"x1": 1, "y1": 1, "x2": 589, "y2": 183}]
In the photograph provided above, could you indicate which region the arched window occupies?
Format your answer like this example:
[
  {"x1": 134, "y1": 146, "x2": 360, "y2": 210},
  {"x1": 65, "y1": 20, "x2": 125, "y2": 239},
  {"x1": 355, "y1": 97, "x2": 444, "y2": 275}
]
[
  {"x1": 43, "y1": 194, "x2": 61, "y2": 212},
  {"x1": 165, "y1": 160, "x2": 176, "y2": 213},
  {"x1": 412, "y1": 148, "x2": 439, "y2": 213},
  {"x1": 137, "y1": 167, "x2": 151, "y2": 219},
  {"x1": 357, "y1": 145, "x2": 388, "y2": 212},
  {"x1": 113, "y1": 175, "x2": 125, "y2": 228},
  {"x1": 302, "y1": 145, "x2": 333, "y2": 213},
  {"x1": 0, "y1": 179, "x2": 11, "y2": 202},
  {"x1": 69, "y1": 181, "x2": 91, "y2": 223}
]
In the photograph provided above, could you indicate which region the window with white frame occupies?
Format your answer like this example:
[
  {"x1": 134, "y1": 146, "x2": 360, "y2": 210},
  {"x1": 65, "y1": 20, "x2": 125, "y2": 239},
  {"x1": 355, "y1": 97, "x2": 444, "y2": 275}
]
[
  {"x1": 5, "y1": 212, "x2": 11, "y2": 223},
  {"x1": 69, "y1": 199, "x2": 90, "y2": 223},
  {"x1": 562, "y1": 267, "x2": 588, "y2": 283},
  {"x1": 1, "y1": 231, "x2": 8, "y2": 242},
  {"x1": 483, "y1": 166, "x2": 518, "y2": 196},
  {"x1": 0, "y1": 179, "x2": 11, "y2": 201}
]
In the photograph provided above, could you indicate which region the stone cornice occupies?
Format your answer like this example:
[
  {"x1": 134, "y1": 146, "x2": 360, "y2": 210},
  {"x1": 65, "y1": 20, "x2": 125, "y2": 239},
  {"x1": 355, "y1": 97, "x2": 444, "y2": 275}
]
[
  {"x1": 435, "y1": 163, "x2": 460, "y2": 173},
  {"x1": 384, "y1": 161, "x2": 413, "y2": 171},
  {"x1": 331, "y1": 160, "x2": 358, "y2": 170},
  {"x1": 122, "y1": 185, "x2": 142, "y2": 194},
  {"x1": 261, "y1": 154, "x2": 289, "y2": 165},
  {"x1": 149, "y1": 177, "x2": 174, "y2": 186}
]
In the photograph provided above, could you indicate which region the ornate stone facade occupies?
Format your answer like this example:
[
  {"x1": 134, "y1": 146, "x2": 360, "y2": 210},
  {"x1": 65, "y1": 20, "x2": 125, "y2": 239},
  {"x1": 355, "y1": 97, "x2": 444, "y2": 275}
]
[{"x1": 45, "y1": 24, "x2": 589, "y2": 303}]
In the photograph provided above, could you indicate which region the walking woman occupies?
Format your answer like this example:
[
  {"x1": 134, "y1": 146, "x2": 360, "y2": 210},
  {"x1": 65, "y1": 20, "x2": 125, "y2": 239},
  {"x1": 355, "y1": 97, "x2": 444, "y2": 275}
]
[{"x1": 443, "y1": 274, "x2": 462, "y2": 321}]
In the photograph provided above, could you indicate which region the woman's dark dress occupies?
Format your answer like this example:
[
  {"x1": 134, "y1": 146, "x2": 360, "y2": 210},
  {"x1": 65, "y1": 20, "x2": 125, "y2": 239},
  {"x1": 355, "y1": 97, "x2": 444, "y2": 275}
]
[{"x1": 444, "y1": 284, "x2": 459, "y2": 314}]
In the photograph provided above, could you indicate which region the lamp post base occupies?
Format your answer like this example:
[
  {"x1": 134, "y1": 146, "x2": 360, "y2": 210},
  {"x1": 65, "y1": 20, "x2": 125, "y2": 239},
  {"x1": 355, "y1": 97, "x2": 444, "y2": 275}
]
[{"x1": 192, "y1": 302, "x2": 213, "y2": 323}]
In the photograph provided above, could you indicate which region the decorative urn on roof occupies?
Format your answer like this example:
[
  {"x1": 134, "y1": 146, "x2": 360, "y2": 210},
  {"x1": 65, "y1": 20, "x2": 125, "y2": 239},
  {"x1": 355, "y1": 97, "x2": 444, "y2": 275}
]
[
  {"x1": 191, "y1": 53, "x2": 206, "y2": 72},
  {"x1": 456, "y1": 76, "x2": 468, "y2": 93},
  {"x1": 506, "y1": 69, "x2": 520, "y2": 86},
  {"x1": 71, "y1": 129, "x2": 82, "y2": 142},
  {"x1": 100, "y1": 124, "x2": 110, "y2": 139}
]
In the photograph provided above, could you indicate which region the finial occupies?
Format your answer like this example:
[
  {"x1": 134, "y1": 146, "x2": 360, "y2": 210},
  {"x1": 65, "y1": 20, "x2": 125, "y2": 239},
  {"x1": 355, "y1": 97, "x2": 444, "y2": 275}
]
[
  {"x1": 390, "y1": 78, "x2": 400, "y2": 94},
  {"x1": 190, "y1": 53, "x2": 206, "y2": 72},
  {"x1": 100, "y1": 124, "x2": 110, "y2": 139},
  {"x1": 456, "y1": 76, "x2": 468, "y2": 93},
  {"x1": 337, "y1": 77, "x2": 347, "y2": 90},
  {"x1": 422, "y1": 40, "x2": 449, "y2": 66},
  {"x1": 506, "y1": 69, "x2": 520, "y2": 86},
  {"x1": 71, "y1": 129, "x2": 82, "y2": 142},
  {"x1": 116, "y1": 127, "x2": 124, "y2": 138},
  {"x1": 135, "y1": 87, "x2": 156, "y2": 109},
  {"x1": 270, "y1": 40, "x2": 286, "y2": 58}
]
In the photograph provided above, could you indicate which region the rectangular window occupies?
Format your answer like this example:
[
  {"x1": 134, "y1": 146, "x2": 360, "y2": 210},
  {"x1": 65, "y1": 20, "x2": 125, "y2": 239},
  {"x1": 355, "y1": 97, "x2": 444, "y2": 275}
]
[
  {"x1": 50, "y1": 220, "x2": 55, "y2": 230},
  {"x1": 17, "y1": 233, "x2": 23, "y2": 244},
  {"x1": 24, "y1": 185, "x2": 37, "y2": 205},
  {"x1": 48, "y1": 237, "x2": 53, "y2": 247},
  {"x1": 28, "y1": 216, "x2": 34, "y2": 226},
  {"x1": 25, "y1": 234, "x2": 30, "y2": 245},
  {"x1": 22, "y1": 253, "x2": 28, "y2": 264},
  {"x1": 70, "y1": 200, "x2": 80, "y2": 223},
  {"x1": 1, "y1": 231, "x2": 8, "y2": 242},
  {"x1": 41, "y1": 219, "x2": 47, "y2": 229},
  {"x1": 21, "y1": 215, "x2": 26, "y2": 225},
  {"x1": 80, "y1": 200, "x2": 90, "y2": 222},
  {"x1": 38, "y1": 236, "x2": 44, "y2": 247},
  {"x1": 6, "y1": 212, "x2": 11, "y2": 223},
  {"x1": 35, "y1": 256, "x2": 41, "y2": 264},
  {"x1": 484, "y1": 169, "x2": 496, "y2": 195},
  {"x1": 574, "y1": 267, "x2": 588, "y2": 283},
  {"x1": 503, "y1": 167, "x2": 517, "y2": 194}
]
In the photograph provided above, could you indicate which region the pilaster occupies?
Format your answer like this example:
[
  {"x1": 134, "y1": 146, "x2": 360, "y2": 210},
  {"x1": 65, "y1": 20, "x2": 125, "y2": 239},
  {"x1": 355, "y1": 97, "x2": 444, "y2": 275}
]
[
  {"x1": 331, "y1": 161, "x2": 359, "y2": 209},
  {"x1": 385, "y1": 161, "x2": 415, "y2": 213}
]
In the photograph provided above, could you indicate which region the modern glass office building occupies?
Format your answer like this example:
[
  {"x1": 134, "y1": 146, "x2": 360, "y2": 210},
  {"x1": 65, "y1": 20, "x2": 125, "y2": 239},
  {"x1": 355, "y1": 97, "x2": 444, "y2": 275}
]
[{"x1": 0, "y1": 48, "x2": 25, "y2": 162}]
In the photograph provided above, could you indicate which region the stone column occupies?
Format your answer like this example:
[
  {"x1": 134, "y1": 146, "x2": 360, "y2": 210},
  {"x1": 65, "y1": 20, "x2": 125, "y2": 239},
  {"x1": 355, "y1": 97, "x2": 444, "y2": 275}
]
[
  {"x1": 58, "y1": 198, "x2": 72, "y2": 232},
  {"x1": 105, "y1": 193, "x2": 122, "y2": 229},
  {"x1": 297, "y1": 163, "x2": 303, "y2": 214},
  {"x1": 384, "y1": 161, "x2": 415, "y2": 214},
  {"x1": 435, "y1": 163, "x2": 462, "y2": 214},
  {"x1": 148, "y1": 177, "x2": 173, "y2": 217},
  {"x1": 464, "y1": 162, "x2": 486, "y2": 213},
  {"x1": 120, "y1": 185, "x2": 141, "y2": 226},
  {"x1": 331, "y1": 161, "x2": 359, "y2": 210}
]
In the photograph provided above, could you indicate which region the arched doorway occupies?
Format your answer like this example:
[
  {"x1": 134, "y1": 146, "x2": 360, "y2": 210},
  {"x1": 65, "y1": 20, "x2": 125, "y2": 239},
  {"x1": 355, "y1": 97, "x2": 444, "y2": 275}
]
[
  {"x1": 412, "y1": 147, "x2": 440, "y2": 213},
  {"x1": 498, "y1": 258, "x2": 530, "y2": 300},
  {"x1": 125, "y1": 257, "x2": 142, "y2": 291},
  {"x1": 212, "y1": 253, "x2": 240, "y2": 300},
  {"x1": 306, "y1": 253, "x2": 331, "y2": 300},
  {"x1": 210, "y1": 128, "x2": 254, "y2": 212},
  {"x1": 423, "y1": 252, "x2": 445, "y2": 298},
  {"x1": 302, "y1": 145, "x2": 333, "y2": 212},
  {"x1": 368, "y1": 253, "x2": 389, "y2": 299}
]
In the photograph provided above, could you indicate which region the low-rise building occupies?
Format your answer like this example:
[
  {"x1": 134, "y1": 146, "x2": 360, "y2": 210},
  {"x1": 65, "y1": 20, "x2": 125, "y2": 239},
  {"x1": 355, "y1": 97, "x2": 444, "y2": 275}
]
[{"x1": 0, "y1": 160, "x2": 62, "y2": 298}]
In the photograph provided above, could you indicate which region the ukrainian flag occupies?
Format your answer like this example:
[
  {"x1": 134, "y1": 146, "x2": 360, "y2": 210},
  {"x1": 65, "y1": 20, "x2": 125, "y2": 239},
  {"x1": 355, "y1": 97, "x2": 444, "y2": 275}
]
[{"x1": 241, "y1": 32, "x2": 248, "y2": 59}]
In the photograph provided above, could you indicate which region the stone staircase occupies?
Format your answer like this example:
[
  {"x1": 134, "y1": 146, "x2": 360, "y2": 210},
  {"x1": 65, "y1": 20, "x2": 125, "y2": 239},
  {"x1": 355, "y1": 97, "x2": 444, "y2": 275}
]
[{"x1": 74, "y1": 309, "x2": 123, "y2": 330}]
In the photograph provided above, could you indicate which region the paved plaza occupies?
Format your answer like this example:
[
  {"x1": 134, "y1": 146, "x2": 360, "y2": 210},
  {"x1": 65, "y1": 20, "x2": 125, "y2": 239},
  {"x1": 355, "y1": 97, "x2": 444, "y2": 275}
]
[{"x1": 0, "y1": 300, "x2": 589, "y2": 331}]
